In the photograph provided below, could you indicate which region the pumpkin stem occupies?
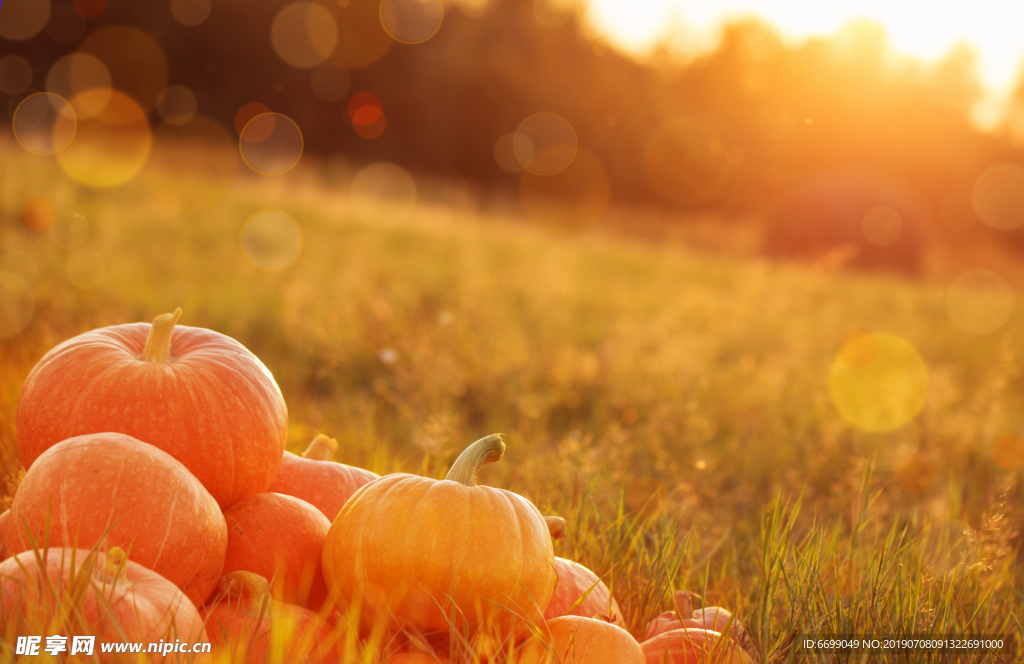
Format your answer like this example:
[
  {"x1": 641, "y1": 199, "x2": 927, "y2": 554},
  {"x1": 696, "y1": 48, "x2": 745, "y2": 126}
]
[
  {"x1": 141, "y1": 308, "x2": 183, "y2": 364},
  {"x1": 445, "y1": 434, "x2": 505, "y2": 486},
  {"x1": 672, "y1": 590, "x2": 698, "y2": 618},
  {"x1": 96, "y1": 547, "x2": 129, "y2": 584},
  {"x1": 218, "y1": 571, "x2": 271, "y2": 612},
  {"x1": 303, "y1": 434, "x2": 338, "y2": 461},
  {"x1": 545, "y1": 516, "x2": 566, "y2": 541}
]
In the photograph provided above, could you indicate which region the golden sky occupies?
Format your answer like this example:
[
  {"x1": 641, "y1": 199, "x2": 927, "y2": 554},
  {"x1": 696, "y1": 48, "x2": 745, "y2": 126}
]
[{"x1": 585, "y1": 0, "x2": 1024, "y2": 126}]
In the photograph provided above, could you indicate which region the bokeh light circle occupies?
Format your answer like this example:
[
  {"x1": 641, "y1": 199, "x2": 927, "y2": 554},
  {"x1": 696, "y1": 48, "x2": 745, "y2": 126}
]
[
  {"x1": 0, "y1": 0, "x2": 51, "y2": 40},
  {"x1": 239, "y1": 113, "x2": 304, "y2": 176},
  {"x1": 945, "y1": 269, "x2": 1013, "y2": 335},
  {"x1": 80, "y1": 26, "x2": 169, "y2": 112},
  {"x1": 0, "y1": 55, "x2": 33, "y2": 96},
  {"x1": 157, "y1": 85, "x2": 198, "y2": 125},
  {"x1": 22, "y1": 197, "x2": 57, "y2": 231},
  {"x1": 74, "y1": 0, "x2": 107, "y2": 19},
  {"x1": 0, "y1": 273, "x2": 34, "y2": 339},
  {"x1": 66, "y1": 249, "x2": 106, "y2": 289},
  {"x1": 45, "y1": 53, "x2": 112, "y2": 118},
  {"x1": 972, "y1": 163, "x2": 1024, "y2": 230},
  {"x1": 861, "y1": 205, "x2": 902, "y2": 246},
  {"x1": 350, "y1": 162, "x2": 418, "y2": 226},
  {"x1": 380, "y1": 0, "x2": 444, "y2": 44},
  {"x1": 57, "y1": 90, "x2": 152, "y2": 188},
  {"x1": 829, "y1": 332, "x2": 929, "y2": 432},
  {"x1": 514, "y1": 112, "x2": 577, "y2": 176},
  {"x1": 330, "y1": 0, "x2": 393, "y2": 69},
  {"x1": 13, "y1": 92, "x2": 77, "y2": 156},
  {"x1": 272, "y1": 2, "x2": 339, "y2": 69},
  {"x1": 916, "y1": 520, "x2": 978, "y2": 580},
  {"x1": 494, "y1": 132, "x2": 524, "y2": 173},
  {"x1": 644, "y1": 118, "x2": 730, "y2": 205},
  {"x1": 234, "y1": 101, "x2": 271, "y2": 134},
  {"x1": 240, "y1": 210, "x2": 304, "y2": 272},
  {"x1": 171, "y1": 0, "x2": 212, "y2": 26},
  {"x1": 992, "y1": 434, "x2": 1024, "y2": 470}
]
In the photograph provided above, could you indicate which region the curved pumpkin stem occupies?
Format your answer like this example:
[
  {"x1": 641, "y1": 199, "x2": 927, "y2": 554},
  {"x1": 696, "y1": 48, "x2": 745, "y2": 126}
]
[
  {"x1": 445, "y1": 434, "x2": 505, "y2": 487},
  {"x1": 218, "y1": 571, "x2": 272, "y2": 613},
  {"x1": 545, "y1": 516, "x2": 566, "y2": 541},
  {"x1": 303, "y1": 434, "x2": 338, "y2": 461},
  {"x1": 141, "y1": 308, "x2": 183, "y2": 364}
]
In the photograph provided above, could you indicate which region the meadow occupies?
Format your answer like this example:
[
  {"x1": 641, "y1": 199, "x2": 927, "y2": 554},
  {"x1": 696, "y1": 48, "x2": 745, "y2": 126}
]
[{"x1": 1, "y1": 135, "x2": 1022, "y2": 662}]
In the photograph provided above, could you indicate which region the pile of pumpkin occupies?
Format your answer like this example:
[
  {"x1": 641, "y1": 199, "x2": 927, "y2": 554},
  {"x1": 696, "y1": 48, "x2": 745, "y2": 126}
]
[{"x1": 0, "y1": 309, "x2": 754, "y2": 663}]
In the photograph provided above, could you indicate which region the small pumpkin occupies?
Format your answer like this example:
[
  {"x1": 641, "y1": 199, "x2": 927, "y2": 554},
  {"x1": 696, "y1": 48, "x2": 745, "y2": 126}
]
[
  {"x1": 518, "y1": 615, "x2": 645, "y2": 664},
  {"x1": 544, "y1": 557, "x2": 623, "y2": 626},
  {"x1": 16, "y1": 308, "x2": 288, "y2": 508},
  {"x1": 0, "y1": 547, "x2": 206, "y2": 648},
  {"x1": 267, "y1": 434, "x2": 380, "y2": 521},
  {"x1": 640, "y1": 628, "x2": 752, "y2": 664},
  {"x1": 644, "y1": 592, "x2": 749, "y2": 648},
  {"x1": 202, "y1": 571, "x2": 344, "y2": 664},
  {"x1": 222, "y1": 492, "x2": 331, "y2": 610},
  {"x1": 322, "y1": 434, "x2": 555, "y2": 637},
  {"x1": 3, "y1": 432, "x2": 227, "y2": 606}
]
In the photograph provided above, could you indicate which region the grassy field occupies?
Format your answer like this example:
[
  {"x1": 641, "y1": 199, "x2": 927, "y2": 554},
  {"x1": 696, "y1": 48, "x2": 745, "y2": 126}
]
[{"x1": 1, "y1": 136, "x2": 1022, "y2": 662}]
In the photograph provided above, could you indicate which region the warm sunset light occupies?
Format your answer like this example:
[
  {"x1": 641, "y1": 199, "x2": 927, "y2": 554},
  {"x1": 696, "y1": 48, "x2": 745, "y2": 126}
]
[{"x1": 586, "y1": 0, "x2": 1024, "y2": 124}]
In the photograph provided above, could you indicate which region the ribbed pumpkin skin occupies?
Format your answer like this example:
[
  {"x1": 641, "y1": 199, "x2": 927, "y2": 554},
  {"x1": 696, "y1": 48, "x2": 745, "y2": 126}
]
[
  {"x1": 3, "y1": 432, "x2": 227, "y2": 606},
  {"x1": 16, "y1": 321, "x2": 288, "y2": 508},
  {"x1": 0, "y1": 509, "x2": 8, "y2": 559},
  {"x1": 268, "y1": 451, "x2": 379, "y2": 521},
  {"x1": 520, "y1": 616, "x2": 645, "y2": 664},
  {"x1": 0, "y1": 548, "x2": 207, "y2": 646},
  {"x1": 222, "y1": 493, "x2": 331, "y2": 609},
  {"x1": 544, "y1": 557, "x2": 623, "y2": 626},
  {"x1": 323, "y1": 473, "x2": 555, "y2": 636},
  {"x1": 641, "y1": 628, "x2": 751, "y2": 664}
]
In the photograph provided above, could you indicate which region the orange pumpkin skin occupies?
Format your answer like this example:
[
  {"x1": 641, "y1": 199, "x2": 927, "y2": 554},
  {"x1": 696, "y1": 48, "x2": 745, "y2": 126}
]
[
  {"x1": 520, "y1": 616, "x2": 645, "y2": 664},
  {"x1": 222, "y1": 492, "x2": 331, "y2": 610},
  {"x1": 3, "y1": 432, "x2": 227, "y2": 606},
  {"x1": 0, "y1": 509, "x2": 8, "y2": 559},
  {"x1": 0, "y1": 548, "x2": 206, "y2": 648},
  {"x1": 16, "y1": 310, "x2": 288, "y2": 508},
  {"x1": 323, "y1": 435, "x2": 555, "y2": 637},
  {"x1": 267, "y1": 436, "x2": 379, "y2": 521},
  {"x1": 544, "y1": 557, "x2": 623, "y2": 626},
  {"x1": 640, "y1": 628, "x2": 751, "y2": 664},
  {"x1": 202, "y1": 572, "x2": 343, "y2": 664}
]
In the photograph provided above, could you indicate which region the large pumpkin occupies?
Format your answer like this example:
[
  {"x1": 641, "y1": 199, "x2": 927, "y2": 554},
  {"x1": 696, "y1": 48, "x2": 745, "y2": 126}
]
[
  {"x1": 0, "y1": 547, "x2": 206, "y2": 651},
  {"x1": 322, "y1": 434, "x2": 555, "y2": 637},
  {"x1": 222, "y1": 492, "x2": 331, "y2": 610},
  {"x1": 16, "y1": 308, "x2": 287, "y2": 507},
  {"x1": 518, "y1": 615, "x2": 645, "y2": 664},
  {"x1": 268, "y1": 434, "x2": 380, "y2": 521},
  {"x1": 3, "y1": 432, "x2": 227, "y2": 605}
]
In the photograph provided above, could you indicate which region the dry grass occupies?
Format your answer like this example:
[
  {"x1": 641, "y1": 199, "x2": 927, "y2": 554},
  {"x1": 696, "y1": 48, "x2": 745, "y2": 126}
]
[{"x1": 1, "y1": 137, "x2": 1022, "y2": 662}]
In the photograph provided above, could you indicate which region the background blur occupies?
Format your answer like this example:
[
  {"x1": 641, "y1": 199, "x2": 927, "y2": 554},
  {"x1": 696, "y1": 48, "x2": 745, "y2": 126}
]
[{"x1": 2, "y1": 0, "x2": 1024, "y2": 276}]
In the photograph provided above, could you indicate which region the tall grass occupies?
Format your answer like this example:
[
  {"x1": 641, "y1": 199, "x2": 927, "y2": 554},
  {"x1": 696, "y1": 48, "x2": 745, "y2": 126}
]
[{"x1": 1, "y1": 137, "x2": 1022, "y2": 662}]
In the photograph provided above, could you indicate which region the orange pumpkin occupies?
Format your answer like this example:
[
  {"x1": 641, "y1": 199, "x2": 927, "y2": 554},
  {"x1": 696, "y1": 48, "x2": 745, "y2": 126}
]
[
  {"x1": 3, "y1": 432, "x2": 227, "y2": 606},
  {"x1": 267, "y1": 434, "x2": 380, "y2": 521},
  {"x1": 222, "y1": 492, "x2": 331, "y2": 610},
  {"x1": 640, "y1": 628, "x2": 751, "y2": 664},
  {"x1": 644, "y1": 592, "x2": 748, "y2": 647},
  {"x1": 519, "y1": 615, "x2": 645, "y2": 664},
  {"x1": 16, "y1": 308, "x2": 288, "y2": 508},
  {"x1": 203, "y1": 571, "x2": 344, "y2": 663},
  {"x1": 544, "y1": 557, "x2": 623, "y2": 626},
  {"x1": 0, "y1": 508, "x2": 8, "y2": 559},
  {"x1": 387, "y1": 654, "x2": 451, "y2": 664},
  {"x1": 0, "y1": 547, "x2": 206, "y2": 649},
  {"x1": 322, "y1": 434, "x2": 555, "y2": 637}
]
